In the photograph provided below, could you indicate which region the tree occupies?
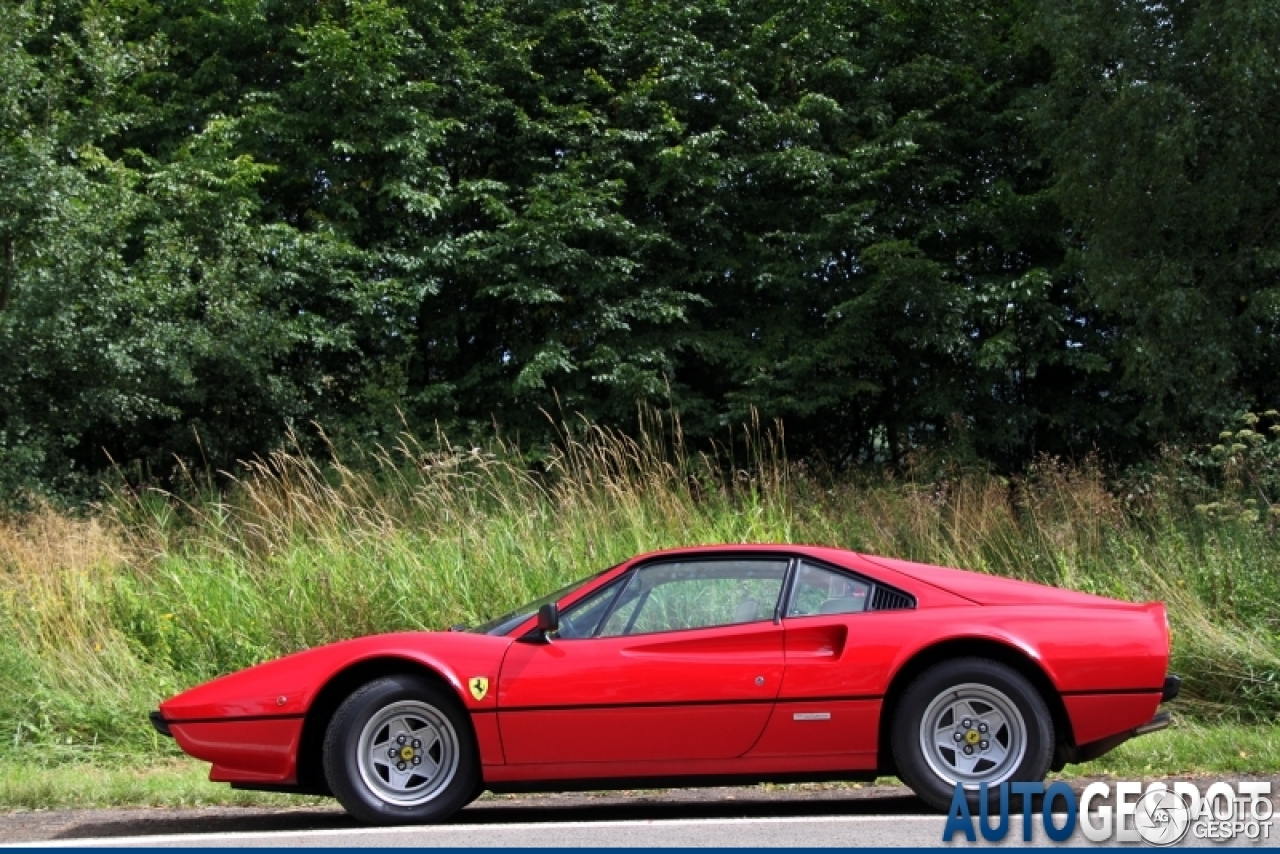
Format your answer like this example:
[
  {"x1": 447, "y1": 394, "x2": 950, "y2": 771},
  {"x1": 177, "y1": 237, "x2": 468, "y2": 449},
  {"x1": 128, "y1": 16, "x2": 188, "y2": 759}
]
[{"x1": 1033, "y1": 0, "x2": 1280, "y2": 448}]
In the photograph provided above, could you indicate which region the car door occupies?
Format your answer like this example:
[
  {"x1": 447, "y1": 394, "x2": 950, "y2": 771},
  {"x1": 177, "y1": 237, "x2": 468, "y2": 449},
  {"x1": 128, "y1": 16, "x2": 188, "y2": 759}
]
[
  {"x1": 496, "y1": 557, "x2": 789, "y2": 765},
  {"x1": 747, "y1": 559, "x2": 896, "y2": 762}
]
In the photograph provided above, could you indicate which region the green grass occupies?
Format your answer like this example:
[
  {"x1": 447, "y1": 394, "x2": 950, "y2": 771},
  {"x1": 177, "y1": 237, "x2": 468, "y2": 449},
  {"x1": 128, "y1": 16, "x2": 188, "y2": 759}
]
[
  {"x1": 0, "y1": 760, "x2": 326, "y2": 811},
  {"x1": 1, "y1": 415, "x2": 1279, "y2": 780},
  {"x1": 1073, "y1": 720, "x2": 1280, "y2": 777}
]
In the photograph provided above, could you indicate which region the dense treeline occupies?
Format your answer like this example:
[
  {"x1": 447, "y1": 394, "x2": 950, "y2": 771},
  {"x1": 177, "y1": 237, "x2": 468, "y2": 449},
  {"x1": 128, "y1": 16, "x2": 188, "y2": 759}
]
[{"x1": 2, "y1": 0, "x2": 1278, "y2": 500}]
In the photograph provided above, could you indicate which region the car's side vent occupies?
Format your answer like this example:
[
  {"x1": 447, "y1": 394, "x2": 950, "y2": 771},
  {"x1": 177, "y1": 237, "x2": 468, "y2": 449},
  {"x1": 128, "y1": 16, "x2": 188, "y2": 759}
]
[{"x1": 871, "y1": 586, "x2": 915, "y2": 611}]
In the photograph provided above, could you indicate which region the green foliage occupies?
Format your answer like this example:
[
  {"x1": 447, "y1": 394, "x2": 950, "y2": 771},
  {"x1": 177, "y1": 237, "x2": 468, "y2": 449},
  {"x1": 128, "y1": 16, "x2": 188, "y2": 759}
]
[
  {"x1": 2, "y1": 0, "x2": 1277, "y2": 501},
  {"x1": 0, "y1": 0, "x2": 369, "y2": 502},
  {"x1": 1180, "y1": 410, "x2": 1280, "y2": 523},
  {"x1": 1032, "y1": 0, "x2": 1280, "y2": 445}
]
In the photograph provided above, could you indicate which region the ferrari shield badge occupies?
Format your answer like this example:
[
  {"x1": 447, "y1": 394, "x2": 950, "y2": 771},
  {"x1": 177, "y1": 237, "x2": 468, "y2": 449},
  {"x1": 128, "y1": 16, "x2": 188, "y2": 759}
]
[{"x1": 469, "y1": 676, "x2": 489, "y2": 701}]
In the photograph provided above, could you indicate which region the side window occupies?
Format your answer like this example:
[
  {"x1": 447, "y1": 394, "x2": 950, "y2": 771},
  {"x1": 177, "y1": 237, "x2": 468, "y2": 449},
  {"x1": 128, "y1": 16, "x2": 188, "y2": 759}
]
[
  {"x1": 597, "y1": 558, "x2": 789, "y2": 637},
  {"x1": 786, "y1": 561, "x2": 871, "y2": 617},
  {"x1": 599, "y1": 589, "x2": 643, "y2": 636},
  {"x1": 558, "y1": 579, "x2": 623, "y2": 639}
]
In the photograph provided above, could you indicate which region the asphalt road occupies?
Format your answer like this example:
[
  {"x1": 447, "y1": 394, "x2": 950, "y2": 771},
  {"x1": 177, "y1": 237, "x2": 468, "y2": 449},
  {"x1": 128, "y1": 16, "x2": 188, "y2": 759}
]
[{"x1": 3, "y1": 779, "x2": 1278, "y2": 848}]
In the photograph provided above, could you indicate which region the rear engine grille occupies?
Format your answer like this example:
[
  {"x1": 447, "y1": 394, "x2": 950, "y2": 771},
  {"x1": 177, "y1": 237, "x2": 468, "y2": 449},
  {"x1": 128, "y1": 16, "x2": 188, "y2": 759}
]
[{"x1": 871, "y1": 586, "x2": 915, "y2": 611}]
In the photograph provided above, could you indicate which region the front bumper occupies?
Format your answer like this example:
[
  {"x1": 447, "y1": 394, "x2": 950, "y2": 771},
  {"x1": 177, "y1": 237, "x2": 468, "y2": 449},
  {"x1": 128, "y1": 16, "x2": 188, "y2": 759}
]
[{"x1": 149, "y1": 710, "x2": 173, "y2": 738}]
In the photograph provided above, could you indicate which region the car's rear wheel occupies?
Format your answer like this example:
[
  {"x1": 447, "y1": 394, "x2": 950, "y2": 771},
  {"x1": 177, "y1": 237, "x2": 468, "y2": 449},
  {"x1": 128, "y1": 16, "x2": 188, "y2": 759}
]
[
  {"x1": 323, "y1": 675, "x2": 478, "y2": 824},
  {"x1": 891, "y1": 658, "x2": 1054, "y2": 812}
]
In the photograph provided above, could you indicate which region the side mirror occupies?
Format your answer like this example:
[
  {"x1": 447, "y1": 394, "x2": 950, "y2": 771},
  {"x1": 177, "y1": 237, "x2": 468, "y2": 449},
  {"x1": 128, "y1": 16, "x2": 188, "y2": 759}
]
[
  {"x1": 516, "y1": 603, "x2": 560, "y2": 643},
  {"x1": 536, "y1": 603, "x2": 560, "y2": 638}
]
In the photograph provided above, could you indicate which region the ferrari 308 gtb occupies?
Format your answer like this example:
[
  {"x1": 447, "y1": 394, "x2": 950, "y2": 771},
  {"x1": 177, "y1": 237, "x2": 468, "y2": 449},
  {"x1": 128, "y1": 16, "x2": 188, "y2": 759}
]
[{"x1": 151, "y1": 545, "x2": 1178, "y2": 822}]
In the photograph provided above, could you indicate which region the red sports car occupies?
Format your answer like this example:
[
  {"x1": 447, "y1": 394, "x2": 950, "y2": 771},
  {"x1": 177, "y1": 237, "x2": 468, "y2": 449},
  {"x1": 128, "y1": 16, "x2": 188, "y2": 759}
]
[{"x1": 151, "y1": 545, "x2": 1178, "y2": 823}]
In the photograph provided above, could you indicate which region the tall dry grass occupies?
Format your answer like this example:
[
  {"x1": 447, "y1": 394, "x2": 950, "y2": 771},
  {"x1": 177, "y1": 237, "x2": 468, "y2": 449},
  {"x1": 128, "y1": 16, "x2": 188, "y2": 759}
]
[{"x1": 1, "y1": 414, "x2": 1278, "y2": 764}]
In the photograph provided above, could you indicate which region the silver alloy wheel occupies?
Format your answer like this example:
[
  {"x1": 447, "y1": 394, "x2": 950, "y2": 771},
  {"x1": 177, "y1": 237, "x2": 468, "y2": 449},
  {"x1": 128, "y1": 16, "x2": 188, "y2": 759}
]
[
  {"x1": 355, "y1": 700, "x2": 460, "y2": 807},
  {"x1": 918, "y1": 682, "x2": 1027, "y2": 788}
]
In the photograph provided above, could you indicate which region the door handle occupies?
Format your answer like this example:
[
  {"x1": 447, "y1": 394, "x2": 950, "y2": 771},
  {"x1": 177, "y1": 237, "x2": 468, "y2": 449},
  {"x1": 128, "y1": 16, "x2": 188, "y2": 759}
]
[{"x1": 786, "y1": 624, "x2": 848, "y2": 659}]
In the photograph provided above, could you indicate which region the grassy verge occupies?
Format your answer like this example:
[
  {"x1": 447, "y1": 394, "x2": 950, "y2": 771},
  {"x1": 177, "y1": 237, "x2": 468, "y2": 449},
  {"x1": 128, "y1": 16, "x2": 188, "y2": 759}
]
[
  {"x1": 0, "y1": 760, "x2": 324, "y2": 811},
  {"x1": 1, "y1": 723, "x2": 1276, "y2": 811},
  {"x1": 1076, "y1": 720, "x2": 1280, "y2": 777},
  {"x1": 1, "y1": 415, "x2": 1279, "y2": 772}
]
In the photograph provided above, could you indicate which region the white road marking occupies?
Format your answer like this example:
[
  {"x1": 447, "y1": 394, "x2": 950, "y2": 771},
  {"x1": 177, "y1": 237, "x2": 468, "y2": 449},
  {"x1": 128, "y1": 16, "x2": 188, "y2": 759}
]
[
  {"x1": 6, "y1": 814, "x2": 940, "y2": 848},
  {"x1": 19, "y1": 813, "x2": 1269, "y2": 848}
]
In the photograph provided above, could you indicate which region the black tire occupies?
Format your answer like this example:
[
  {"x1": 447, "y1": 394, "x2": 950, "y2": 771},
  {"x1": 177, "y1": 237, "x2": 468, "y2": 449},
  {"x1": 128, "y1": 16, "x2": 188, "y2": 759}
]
[
  {"x1": 323, "y1": 675, "x2": 479, "y2": 825},
  {"x1": 891, "y1": 657, "x2": 1054, "y2": 812}
]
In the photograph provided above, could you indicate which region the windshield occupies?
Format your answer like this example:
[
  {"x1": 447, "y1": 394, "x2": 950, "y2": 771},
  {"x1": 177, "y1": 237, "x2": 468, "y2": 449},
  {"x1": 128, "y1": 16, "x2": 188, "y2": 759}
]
[{"x1": 468, "y1": 564, "x2": 619, "y2": 636}]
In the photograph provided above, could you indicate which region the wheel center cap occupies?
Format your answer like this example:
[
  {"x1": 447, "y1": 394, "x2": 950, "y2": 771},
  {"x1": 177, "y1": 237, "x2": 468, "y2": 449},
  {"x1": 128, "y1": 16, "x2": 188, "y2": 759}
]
[
  {"x1": 965, "y1": 730, "x2": 980, "y2": 745},
  {"x1": 399, "y1": 745, "x2": 415, "y2": 761}
]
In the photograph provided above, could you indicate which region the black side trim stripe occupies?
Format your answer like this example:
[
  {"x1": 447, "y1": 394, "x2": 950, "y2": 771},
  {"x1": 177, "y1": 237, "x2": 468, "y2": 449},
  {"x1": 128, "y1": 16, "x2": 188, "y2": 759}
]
[
  {"x1": 165, "y1": 713, "x2": 306, "y2": 725},
  {"x1": 499, "y1": 695, "x2": 883, "y2": 713},
  {"x1": 778, "y1": 695, "x2": 883, "y2": 705},
  {"x1": 166, "y1": 697, "x2": 886, "y2": 723},
  {"x1": 1060, "y1": 688, "x2": 1163, "y2": 697}
]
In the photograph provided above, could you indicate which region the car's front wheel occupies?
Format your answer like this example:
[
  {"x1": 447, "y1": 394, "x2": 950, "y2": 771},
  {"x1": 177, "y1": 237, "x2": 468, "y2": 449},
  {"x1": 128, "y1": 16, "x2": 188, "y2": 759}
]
[
  {"x1": 891, "y1": 658, "x2": 1054, "y2": 812},
  {"x1": 323, "y1": 675, "x2": 479, "y2": 824}
]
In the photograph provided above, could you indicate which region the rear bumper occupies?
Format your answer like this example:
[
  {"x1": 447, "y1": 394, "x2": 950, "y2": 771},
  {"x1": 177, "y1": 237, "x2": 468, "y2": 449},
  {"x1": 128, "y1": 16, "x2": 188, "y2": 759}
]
[
  {"x1": 1065, "y1": 711, "x2": 1170, "y2": 765},
  {"x1": 1054, "y1": 674, "x2": 1179, "y2": 769}
]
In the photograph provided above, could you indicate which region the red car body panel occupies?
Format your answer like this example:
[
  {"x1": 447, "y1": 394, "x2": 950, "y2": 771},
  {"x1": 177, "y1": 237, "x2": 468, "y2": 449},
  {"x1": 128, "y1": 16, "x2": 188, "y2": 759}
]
[
  {"x1": 155, "y1": 545, "x2": 1173, "y2": 790},
  {"x1": 160, "y1": 632, "x2": 514, "y2": 781},
  {"x1": 498, "y1": 620, "x2": 784, "y2": 764},
  {"x1": 855, "y1": 553, "x2": 1141, "y2": 608},
  {"x1": 1063, "y1": 693, "x2": 1163, "y2": 745},
  {"x1": 171, "y1": 718, "x2": 304, "y2": 783},
  {"x1": 159, "y1": 633, "x2": 512, "y2": 720},
  {"x1": 480, "y1": 752, "x2": 881, "y2": 785},
  {"x1": 747, "y1": 699, "x2": 881, "y2": 760}
]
